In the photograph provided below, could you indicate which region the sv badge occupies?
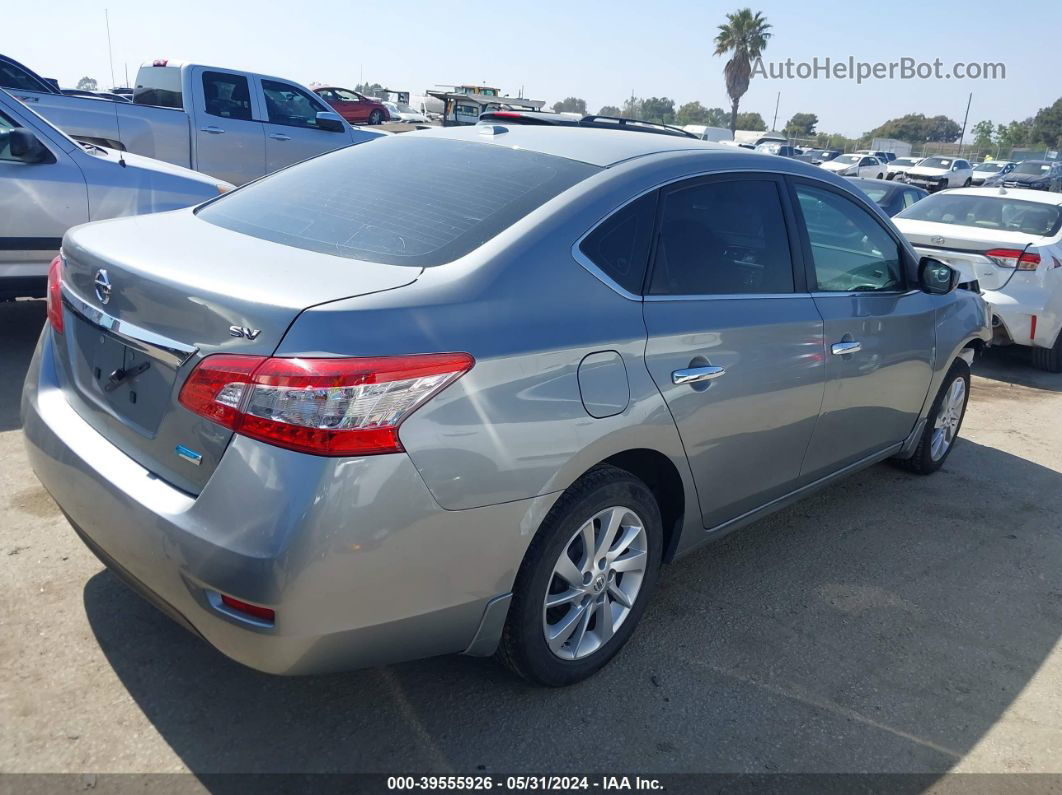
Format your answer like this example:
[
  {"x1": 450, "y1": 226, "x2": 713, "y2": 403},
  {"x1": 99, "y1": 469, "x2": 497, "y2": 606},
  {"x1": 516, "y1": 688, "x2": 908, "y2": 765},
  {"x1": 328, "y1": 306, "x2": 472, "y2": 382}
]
[{"x1": 229, "y1": 325, "x2": 262, "y2": 340}]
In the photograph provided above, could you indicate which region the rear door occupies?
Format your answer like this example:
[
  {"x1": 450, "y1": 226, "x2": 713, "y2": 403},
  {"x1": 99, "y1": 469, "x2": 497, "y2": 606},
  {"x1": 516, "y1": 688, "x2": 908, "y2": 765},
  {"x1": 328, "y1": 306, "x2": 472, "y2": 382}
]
[
  {"x1": 642, "y1": 173, "x2": 827, "y2": 529},
  {"x1": 791, "y1": 179, "x2": 935, "y2": 480},
  {"x1": 190, "y1": 67, "x2": 266, "y2": 185},
  {"x1": 258, "y1": 78, "x2": 351, "y2": 173},
  {"x1": 0, "y1": 105, "x2": 87, "y2": 288}
]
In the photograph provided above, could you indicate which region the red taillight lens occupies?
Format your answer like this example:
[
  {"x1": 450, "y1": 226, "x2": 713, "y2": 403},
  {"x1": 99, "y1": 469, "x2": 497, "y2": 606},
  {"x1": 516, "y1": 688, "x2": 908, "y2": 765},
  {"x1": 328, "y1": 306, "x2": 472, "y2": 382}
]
[
  {"x1": 986, "y1": 248, "x2": 1040, "y2": 270},
  {"x1": 219, "y1": 594, "x2": 275, "y2": 623},
  {"x1": 46, "y1": 255, "x2": 64, "y2": 334},
  {"x1": 178, "y1": 353, "x2": 474, "y2": 456}
]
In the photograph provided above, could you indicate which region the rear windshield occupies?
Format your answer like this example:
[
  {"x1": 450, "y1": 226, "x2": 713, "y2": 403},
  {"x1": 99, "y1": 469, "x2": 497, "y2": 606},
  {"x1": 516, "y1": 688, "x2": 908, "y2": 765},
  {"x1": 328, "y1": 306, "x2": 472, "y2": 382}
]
[
  {"x1": 897, "y1": 193, "x2": 1062, "y2": 237},
  {"x1": 133, "y1": 66, "x2": 183, "y2": 108},
  {"x1": 197, "y1": 136, "x2": 598, "y2": 266}
]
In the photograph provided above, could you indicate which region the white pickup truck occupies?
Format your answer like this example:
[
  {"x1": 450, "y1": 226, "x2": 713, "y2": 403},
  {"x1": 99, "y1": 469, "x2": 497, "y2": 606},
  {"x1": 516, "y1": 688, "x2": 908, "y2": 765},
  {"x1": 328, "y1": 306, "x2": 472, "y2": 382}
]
[{"x1": 5, "y1": 59, "x2": 384, "y2": 185}]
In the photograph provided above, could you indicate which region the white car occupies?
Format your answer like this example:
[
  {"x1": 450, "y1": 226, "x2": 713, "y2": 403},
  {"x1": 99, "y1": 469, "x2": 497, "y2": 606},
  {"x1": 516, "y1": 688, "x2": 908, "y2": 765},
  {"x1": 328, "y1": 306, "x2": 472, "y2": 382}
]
[
  {"x1": 382, "y1": 101, "x2": 429, "y2": 124},
  {"x1": 0, "y1": 88, "x2": 232, "y2": 299},
  {"x1": 904, "y1": 156, "x2": 974, "y2": 192},
  {"x1": 971, "y1": 160, "x2": 1015, "y2": 186},
  {"x1": 820, "y1": 153, "x2": 886, "y2": 179},
  {"x1": 894, "y1": 187, "x2": 1062, "y2": 370},
  {"x1": 887, "y1": 156, "x2": 923, "y2": 181}
]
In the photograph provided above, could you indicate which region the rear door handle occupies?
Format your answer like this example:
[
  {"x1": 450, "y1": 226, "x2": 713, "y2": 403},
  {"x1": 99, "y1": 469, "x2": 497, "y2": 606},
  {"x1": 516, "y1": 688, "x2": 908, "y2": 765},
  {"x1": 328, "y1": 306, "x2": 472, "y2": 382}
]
[
  {"x1": 672, "y1": 366, "x2": 726, "y2": 385},
  {"x1": 200, "y1": 125, "x2": 225, "y2": 134},
  {"x1": 831, "y1": 341, "x2": 862, "y2": 355},
  {"x1": 268, "y1": 133, "x2": 292, "y2": 141}
]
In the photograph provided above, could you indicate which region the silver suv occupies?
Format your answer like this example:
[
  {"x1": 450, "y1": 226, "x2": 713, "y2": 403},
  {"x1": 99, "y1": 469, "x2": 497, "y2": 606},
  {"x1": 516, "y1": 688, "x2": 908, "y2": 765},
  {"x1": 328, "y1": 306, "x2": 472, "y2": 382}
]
[{"x1": 22, "y1": 125, "x2": 991, "y2": 686}]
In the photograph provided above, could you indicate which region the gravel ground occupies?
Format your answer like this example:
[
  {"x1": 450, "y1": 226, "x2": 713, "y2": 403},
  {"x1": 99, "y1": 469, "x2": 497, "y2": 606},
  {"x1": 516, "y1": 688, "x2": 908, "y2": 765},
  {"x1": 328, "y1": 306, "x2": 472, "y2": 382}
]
[{"x1": 1, "y1": 298, "x2": 1060, "y2": 777}]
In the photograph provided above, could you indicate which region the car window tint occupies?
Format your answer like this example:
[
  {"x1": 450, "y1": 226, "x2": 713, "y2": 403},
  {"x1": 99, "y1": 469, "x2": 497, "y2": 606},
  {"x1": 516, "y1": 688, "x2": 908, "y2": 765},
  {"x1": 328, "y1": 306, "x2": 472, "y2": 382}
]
[
  {"x1": 0, "y1": 62, "x2": 49, "y2": 92},
  {"x1": 579, "y1": 192, "x2": 657, "y2": 294},
  {"x1": 796, "y1": 185, "x2": 903, "y2": 293},
  {"x1": 336, "y1": 90, "x2": 360, "y2": 101},
  {"x1": 0, "y1": 110, "x2": 18, "y2": 161},
  {"x1": 202, "y1": 71, "x2": 253, "y2": 121},
  {"x1": 902, "y1": 190, "x2": 921, "y2": 209},
  {"x1": 649, "y1": 179, "x2": 794, "y2": 296},
  {"x1": 197, "y1": 136, "x2": 599, "y2": 266},
  {"x1": 263, "y1": 80, "x2": 330, "y2": 128}
]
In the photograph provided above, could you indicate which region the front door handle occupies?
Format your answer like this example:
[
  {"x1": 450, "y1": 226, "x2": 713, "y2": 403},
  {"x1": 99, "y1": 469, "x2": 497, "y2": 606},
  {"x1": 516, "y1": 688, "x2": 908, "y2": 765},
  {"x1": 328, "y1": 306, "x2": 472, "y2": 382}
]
[
  {"x1": 268, "y1": 133, "x2": 292, "y2": 141},
  {"x1": 200, "y1": 125, "x2": 225, "y2": 134},
  {"x1": 831, "y1": 341, "x2": 862, "y2": 355},
  {"x1": 672, "y1": 365, "x2": 726, "y2": 385}
]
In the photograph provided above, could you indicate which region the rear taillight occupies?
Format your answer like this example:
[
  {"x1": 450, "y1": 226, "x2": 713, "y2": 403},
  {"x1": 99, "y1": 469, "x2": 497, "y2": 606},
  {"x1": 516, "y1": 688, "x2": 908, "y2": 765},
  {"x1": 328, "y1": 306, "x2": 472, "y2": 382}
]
[
  {"x1": 46, "y1": 255, "x2": 64, "y2": 334},
  {"x1": 986, "y1": 248, "x2": 1040, "y2": 270},
  {"x1": 178, "y1": 353, "x2": 474, "y2": 456}
]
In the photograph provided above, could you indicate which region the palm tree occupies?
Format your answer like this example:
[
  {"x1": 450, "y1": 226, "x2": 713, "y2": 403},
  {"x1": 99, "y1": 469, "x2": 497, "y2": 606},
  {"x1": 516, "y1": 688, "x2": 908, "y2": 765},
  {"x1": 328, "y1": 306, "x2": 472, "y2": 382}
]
[{"x1": 714, "y1": 9, "x2": 772, "y2": 135}]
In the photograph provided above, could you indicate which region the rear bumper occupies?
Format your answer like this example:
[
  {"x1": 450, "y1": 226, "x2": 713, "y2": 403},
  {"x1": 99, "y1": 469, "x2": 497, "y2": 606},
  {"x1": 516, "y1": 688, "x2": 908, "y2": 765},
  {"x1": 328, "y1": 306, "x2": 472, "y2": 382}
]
[
  {"x1": 21, "y1": 329, "x2": 554, "y2": 674},
  {"x1": 983, "y1": 287, "x2": 1061, "y2": 349}
]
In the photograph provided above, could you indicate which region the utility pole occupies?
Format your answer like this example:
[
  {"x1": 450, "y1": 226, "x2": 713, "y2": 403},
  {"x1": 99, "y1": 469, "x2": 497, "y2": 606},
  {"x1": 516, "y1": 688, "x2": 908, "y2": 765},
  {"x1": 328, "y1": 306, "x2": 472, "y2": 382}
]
[
  {"x1": 771, "y1": 91, "x2": 780, "y2": 133},
  {"x1": 105, "y1": 9, "x2": 116, "y2": 89},
  {"x1": 958, "y1": 92, "x2": 972, "y2": 157}
]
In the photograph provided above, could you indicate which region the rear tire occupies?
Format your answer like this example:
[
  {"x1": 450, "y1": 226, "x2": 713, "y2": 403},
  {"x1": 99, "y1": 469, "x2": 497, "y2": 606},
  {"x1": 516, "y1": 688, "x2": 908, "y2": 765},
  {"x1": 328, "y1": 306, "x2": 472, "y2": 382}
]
[
  {"x1": 496, "y1": 465, "x2": 663, "y2": 686},
  {"x1": 368, "y1": 110, "x2": 383, "y2": 125},
  {"x1": 896, "y1": 359, "x2": 970, "y2": 475},
  {"x1": 876, "y1": 172, "x2": 884, "y2": 180},
  {"x1": 1032, "y1": 332, "x2": 1062, "y2": 372}
]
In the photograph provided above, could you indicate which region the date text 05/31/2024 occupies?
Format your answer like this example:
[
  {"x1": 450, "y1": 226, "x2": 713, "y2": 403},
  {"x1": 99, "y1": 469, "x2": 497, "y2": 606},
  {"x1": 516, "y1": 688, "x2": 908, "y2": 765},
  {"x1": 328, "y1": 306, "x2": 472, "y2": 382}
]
[{"x1": 386, "y1": 776, "x2": 664, "y2": 791}]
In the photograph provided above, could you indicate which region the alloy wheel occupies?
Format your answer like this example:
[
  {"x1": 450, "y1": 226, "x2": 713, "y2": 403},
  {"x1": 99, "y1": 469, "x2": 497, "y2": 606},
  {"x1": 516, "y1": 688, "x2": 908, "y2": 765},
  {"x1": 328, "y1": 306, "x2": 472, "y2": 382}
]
[
  {"x1": 931, "y1": 377, "x2": 966, "y2": 461},
  {"x1": 542, "y1": 506, "x2": 648, "y2": 661}
]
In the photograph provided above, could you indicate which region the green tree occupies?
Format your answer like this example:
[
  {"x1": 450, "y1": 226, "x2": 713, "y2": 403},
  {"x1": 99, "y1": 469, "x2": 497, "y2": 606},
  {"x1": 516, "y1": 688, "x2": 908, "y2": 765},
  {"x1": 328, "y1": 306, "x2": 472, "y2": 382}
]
[
  {"x1": 355, "y1": 82, "x2": 385, "y2": 98},
  {"x1": 784, "y1": 112, "x2": 818, "y2": 137},
  {"x1": 714, "y1": 8, "x2": 772, "y2": 135},
  {"x1": 997, "y1": 119, "x2": 1032, "y2": 149},
  {"x1": 76, "y1": 76, "x2": 97, "y2": 91},
  {"x1": 598, "y1": 105, "x2": 622, "y2": 117},
  {"x1": 866, "y1": 113, "x2": 961, "y2": 143},
  {"x1": 621, "y1": 96, "x2": 643, "y2": 119},
  {"x1": 734, "y1": 111, "x2": 766, "y2": 131},
  {"x1": 552, "y1": 97, "x2": 587, "y2": 114},
  {"x1": 971, "y1": 120, "x2": 995, "y2": 151},
  {"x1": 1030, "y1": 98, "x2": 1062, "y2": 149},
  {"x1": 675, "y1": 102, "x2": 728, "y2": 127},
  {"x1": 641, "y1": 97, "x2": 676, "y2": 124}
]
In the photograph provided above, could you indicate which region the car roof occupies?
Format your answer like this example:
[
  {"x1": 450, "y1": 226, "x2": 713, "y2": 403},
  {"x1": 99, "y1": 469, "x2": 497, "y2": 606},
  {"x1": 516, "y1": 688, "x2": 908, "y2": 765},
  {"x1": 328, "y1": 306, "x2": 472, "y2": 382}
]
[
  {"x1": 945, "y1": 187, "x2": 1062, "y2": 205},
  {"x1": 411, "y1": 124, "x2": 731, "y2": 167}
]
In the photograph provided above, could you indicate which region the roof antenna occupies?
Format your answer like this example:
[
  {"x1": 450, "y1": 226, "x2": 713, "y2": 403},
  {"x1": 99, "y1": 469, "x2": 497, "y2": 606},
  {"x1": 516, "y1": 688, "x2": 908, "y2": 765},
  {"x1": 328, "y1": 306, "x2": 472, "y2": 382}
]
[{"x1": 112, "y1": 99, "x2": 126, "y2": 167}]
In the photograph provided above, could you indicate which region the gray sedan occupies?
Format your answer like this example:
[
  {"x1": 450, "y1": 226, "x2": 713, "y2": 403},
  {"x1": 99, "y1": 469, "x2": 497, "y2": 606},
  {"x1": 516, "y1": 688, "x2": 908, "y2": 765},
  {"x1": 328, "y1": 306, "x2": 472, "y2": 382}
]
[{"x1": 22, "y1": 125, "x2": 990, "y2": 686}]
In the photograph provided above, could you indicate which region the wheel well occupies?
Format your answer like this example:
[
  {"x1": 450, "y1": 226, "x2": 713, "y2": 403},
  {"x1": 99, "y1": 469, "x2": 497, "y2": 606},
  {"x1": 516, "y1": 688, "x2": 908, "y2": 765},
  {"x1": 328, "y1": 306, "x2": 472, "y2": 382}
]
[{"x1": 601, "y1": 449, "x2": 685, "y2": 563}]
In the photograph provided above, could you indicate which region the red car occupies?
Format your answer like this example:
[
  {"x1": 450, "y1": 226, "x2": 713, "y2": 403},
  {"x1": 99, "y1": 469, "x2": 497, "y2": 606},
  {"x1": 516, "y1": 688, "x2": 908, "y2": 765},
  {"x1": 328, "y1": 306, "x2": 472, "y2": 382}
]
[{"x1": 312, "y1": 86, "x2": 389, "y2": 125}]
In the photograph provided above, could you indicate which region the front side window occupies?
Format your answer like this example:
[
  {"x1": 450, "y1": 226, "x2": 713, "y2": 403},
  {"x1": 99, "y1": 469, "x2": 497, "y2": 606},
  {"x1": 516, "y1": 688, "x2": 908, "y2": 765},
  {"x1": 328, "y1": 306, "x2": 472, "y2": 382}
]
[
  {"x1": 335, "y1": 89, "x2": 361, "y2": 102},
  {"x1": 0, "y1": 62, "x2": 51, "y2": 93},
  {"x1": 263, "y1": 80, "x2": 330, "y2": 128},
  {"x1": 649, "y1": 178, "x2": 794, "y2": 296},
  {"x1": 796, "y1": 184, "x2": 903, "y2": 293},
  {"x1": 0, "y1": 110, "x2": 18, "y2": 162},
  {"x1": 579, "y1": 192, "x2": 657, "y2": 294},
  {"x1": 202, "y1": 71, "x2": 252, "y2": 120}
]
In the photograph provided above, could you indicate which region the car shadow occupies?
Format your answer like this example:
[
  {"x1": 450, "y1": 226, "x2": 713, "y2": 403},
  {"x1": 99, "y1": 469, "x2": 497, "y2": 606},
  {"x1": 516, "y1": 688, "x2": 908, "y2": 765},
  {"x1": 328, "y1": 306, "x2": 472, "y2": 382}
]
[
  {"x1": 973, "y1": 345, "x2": 1062, "y2": 393},
  {"x1": 0, "y1": 300, "x2": 45, "y2": 432},
  {"x1": 82, "y1": 437, "x2": 1062, "y2": 777}
]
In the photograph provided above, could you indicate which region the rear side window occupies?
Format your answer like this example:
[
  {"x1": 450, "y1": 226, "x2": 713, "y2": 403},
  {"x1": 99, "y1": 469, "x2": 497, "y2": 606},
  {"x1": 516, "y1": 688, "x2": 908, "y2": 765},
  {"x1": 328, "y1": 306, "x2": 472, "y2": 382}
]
[
  {"x1": 133, "y1": 66, "x2": 183, "y2": 108},
  {"x1": 579, "y1": 193, "x2": 657, "y2": 294},
  {"x1": 262, "y1": 80, "x2": 331, "y2": 128},
  {"x1": 197, "y1": 137, "x2": 599, "y2": 266},
  {"x1": 202, "y1": 72, "x2": 253, "y2": 121},
  {"x1": 649, "y1": 178, "x2": 795, "y2": 296},
  {"x1": 0, "y1": 61, "x2": 51, "y2": 93}
]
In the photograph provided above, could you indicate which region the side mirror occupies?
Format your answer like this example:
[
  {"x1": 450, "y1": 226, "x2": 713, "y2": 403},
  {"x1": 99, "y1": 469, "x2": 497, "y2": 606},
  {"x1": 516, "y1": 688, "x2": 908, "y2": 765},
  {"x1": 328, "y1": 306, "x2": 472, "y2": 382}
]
[
  {"x1": 315, "y1": 111, "x2": 345, "y2": 133},
  {"x1": 919, "y1": 256, "x2": 959, "y2": 295},
  {"x1": 0, "y1": 128, "x2": 52, "y2": 163}
]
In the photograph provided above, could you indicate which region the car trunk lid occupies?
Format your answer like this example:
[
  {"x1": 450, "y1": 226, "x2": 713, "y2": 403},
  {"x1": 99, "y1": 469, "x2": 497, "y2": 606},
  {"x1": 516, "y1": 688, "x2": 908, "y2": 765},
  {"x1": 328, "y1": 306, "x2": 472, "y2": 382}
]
[
  {"x1": 897, "y1": 219, "x2": 1043, "y2": 291},
  {"x1": 56, "y1": 210, "x2": 421, "y2": 494}
]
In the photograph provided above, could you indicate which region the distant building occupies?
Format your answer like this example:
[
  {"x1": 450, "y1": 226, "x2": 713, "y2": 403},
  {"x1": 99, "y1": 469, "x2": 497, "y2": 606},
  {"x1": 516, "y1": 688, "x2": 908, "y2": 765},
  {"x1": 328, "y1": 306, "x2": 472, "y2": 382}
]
[{"x1": 871, "y1": 138, "x2": 913, "y2": 156}]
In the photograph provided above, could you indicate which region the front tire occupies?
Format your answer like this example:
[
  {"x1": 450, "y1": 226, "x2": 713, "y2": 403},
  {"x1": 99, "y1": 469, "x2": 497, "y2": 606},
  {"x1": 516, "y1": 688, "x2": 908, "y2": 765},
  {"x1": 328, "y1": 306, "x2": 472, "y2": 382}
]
[
  {"x1": 876, "y1": 172, "x2": 884, "y2": 180},
  {"x1": 496, "y1": 465, "x2": 663, "y2": 686},
  {"x1": 897, "y1": 359, "x2": 970, "y2": 475},
  {"x1": 963, "y1": 178, "x2": 972, "y2": 187}
]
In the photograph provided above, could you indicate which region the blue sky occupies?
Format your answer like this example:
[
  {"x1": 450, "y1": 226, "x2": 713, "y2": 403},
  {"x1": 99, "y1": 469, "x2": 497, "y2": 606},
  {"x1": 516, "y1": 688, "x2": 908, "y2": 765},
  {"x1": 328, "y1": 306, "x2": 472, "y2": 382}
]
[{"x1": 9, "y1": 0, "x2": 1059, "y2": 138}]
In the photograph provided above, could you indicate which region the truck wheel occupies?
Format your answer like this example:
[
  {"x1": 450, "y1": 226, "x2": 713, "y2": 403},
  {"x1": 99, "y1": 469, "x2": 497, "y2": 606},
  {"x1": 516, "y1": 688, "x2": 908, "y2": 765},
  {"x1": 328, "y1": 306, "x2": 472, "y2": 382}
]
[
  {"x1": 897, "y1": 359, "x2": 970, "y2": 475},
  {"x1": 496, "y1": 465, "x2": 662, "y2": 686},
  {"x1": 368, "y1": 110, "x2": 383, "y2": 125},
  {"x1": 1032, "y1": 331, "x2": 1062, "y2": 372},
  {"x1": 964, "y1": 178, "x2": 972, "y2": 187}
]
